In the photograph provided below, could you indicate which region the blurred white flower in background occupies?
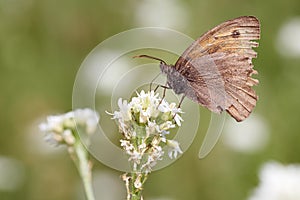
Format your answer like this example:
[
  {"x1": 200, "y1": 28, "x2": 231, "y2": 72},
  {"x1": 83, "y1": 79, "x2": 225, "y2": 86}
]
[
  {"x1": 248, "y1": 161, "x2": 300, "y2": 200},
  {"x1": 0, "y1": 156, "x2": 25, "y2": 191},
  {"x1": 26, "y1": 116, "x2": 65, "y2": 155},
  {"x1": 39, "y1": 108, "x2": 99, "y2": 199},
  {"x1": 73, "y1": 108, "x2": 99, "y2": 134},
  {"x1": 276, "y1": 17, "x2": 300, "y2": 58},
  {"x1": 222, "y1": 114, "x2": 269, "y2": 153},
  {"x1": 134, "y1": 0, "x2": 189, "y2": 30},
  {"x1": 39, "y1": 108, "x2": 99, "y2": 147}
]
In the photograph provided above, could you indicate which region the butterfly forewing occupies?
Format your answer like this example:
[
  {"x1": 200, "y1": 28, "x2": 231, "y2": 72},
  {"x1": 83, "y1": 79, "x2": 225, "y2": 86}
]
[{"x1": 175, "y1": 16, "x2": 260, "y2": 122}]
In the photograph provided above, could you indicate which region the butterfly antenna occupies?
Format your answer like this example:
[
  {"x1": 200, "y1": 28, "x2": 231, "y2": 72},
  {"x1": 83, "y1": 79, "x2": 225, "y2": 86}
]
[{"x1": 133, "y1": 55, "x2": 167, "y2": 65}]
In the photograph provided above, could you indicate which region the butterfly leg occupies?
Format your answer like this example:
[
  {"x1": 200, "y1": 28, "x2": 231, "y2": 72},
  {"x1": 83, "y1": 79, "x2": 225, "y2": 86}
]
[
  {"x1": 152, "y1": 83, "x2": 168, "y2": 93},
  {"x1": 153, "y1": 84, "x2": 160, "y2": 92},
  {"x1": 149, "y1": 72, "x2": 162, "y2": 91},
  {"x1": 157, "y1": 83, "x2": 171, "y2": 107},
  {"x1": 178, "y1": 95, "x2": 185, "y2": 108},
  {"x1": 171, "y1": 95, "x2": 185, "y2": 120}
]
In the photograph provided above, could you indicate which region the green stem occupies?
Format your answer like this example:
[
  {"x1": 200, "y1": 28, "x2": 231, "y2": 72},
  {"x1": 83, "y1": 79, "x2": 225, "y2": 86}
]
[
  {"x1": 127, "y1": 172, "x2": 148, "y2": 200},
  {"x1": 73, "y1": 142, "x2": 95, "y2": 200}
]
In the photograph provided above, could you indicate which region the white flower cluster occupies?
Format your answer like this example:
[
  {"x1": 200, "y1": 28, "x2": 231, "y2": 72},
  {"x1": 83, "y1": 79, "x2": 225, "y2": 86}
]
[
  {"x1": 39, "y1": 108, "x2": 99, "y2": 146},
  {"x1": 248, "y1": 161, "x2": 300, "y2": 200},
  {"x1": 112, "y1": 90, "x2": 183, "y2": 173}
]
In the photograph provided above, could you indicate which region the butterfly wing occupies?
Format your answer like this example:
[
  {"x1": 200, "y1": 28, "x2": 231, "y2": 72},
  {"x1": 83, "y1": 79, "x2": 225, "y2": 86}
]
[{"x1": 175, "y1": 16, "x2": 260, "y2": 122}]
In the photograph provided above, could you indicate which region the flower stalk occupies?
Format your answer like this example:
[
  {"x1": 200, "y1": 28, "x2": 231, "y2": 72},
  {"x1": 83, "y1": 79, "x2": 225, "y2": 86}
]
[
  {"x1": 72, "y1": 140, "x2": 95, "y2": 200},
  {"x1": 39, "y1": 108, "x2": 99, "y2": 200}
]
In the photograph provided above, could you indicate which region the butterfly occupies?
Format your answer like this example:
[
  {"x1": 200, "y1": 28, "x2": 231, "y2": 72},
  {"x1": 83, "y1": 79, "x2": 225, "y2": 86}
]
[{"x1": 136, "y1": 16, "x2": 260, "y2": 122}]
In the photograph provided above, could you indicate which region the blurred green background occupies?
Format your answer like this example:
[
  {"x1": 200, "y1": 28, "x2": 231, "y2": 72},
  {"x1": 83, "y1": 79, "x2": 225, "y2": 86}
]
[{"x1": 1, "y1": 0, "x2": 300, "y2": 199}]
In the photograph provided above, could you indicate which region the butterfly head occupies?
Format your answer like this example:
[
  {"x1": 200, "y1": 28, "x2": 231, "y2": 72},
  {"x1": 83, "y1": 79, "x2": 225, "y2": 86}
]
[{"x1": 159, "y1": 62, "x2": 175, "y2": 75}]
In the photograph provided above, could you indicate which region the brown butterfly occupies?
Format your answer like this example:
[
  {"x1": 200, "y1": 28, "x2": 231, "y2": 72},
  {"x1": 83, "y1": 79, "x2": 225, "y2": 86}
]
[{"x1": 136, "y1": 16, "x2": 260, "y2": 122}]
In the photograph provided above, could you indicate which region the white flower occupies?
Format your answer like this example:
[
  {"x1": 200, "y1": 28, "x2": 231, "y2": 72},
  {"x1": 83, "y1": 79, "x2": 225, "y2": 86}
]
[
  {"x1": 248, "y1": 161, "x2": 300, "y2": 200},
  {"x1": 63, "y1": 117, "x2": 76, "y2": 129},
  {"x1": 145, "y1": 120, "x2": 158, "y2": 137},
  {"x1": 131, "y1": 90, "x2": 160, "y2": 122},
  {"x1": 150, "y1": 145, "x2": 164, "y2": 162},
  {"x1": 62, "y1": 129, "x2": 75, "y2": 145},
  {"x1": 111, "y1": 90, "x2": 184, "y2": 174},
  {"x1": 166, "y1": 140, "x2": 183, "y2": 159},
  {"x1": 44, "y1": 132, "x2": 63, "y2": 146},
  {"x1": 73, "y1": 108, "x2": 99, "y2": 134},
  {"x1": 141, "y1": 145, "x2": 164, "y2": 173},
  {"x1": 120, "y1": 139, "x2": 134, "y2": 151},
  {"x1": 169, "y1": 103, "x2": 183, "y2": 126},
  {"x1": 39, "y1": 115, "x2": 64, "y2": 133},
  {"x1": 173, "y1": 114, "x2": 183, "y2": 127},
  {"x1": 159, "y1": 121, "x2": 175, "y2": 131},
  {"x1": 40, "y1": 108, "x2": 99, "y2": 146},
  {"x1": 134, "y1": 174, "x2": 143, "y2": 189},
  {"x1": 139, "y1": 111, "x2": 148, "y2": 124},
  {"x1": 116, "y1": 98, "x2": 132, "y2": 121},
  {"x1": 158, "y1": 101, "x2": 183, "y2": 126},
  {"x1": 128, "y1": 150, "x2": 143, "y2": 166}
]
